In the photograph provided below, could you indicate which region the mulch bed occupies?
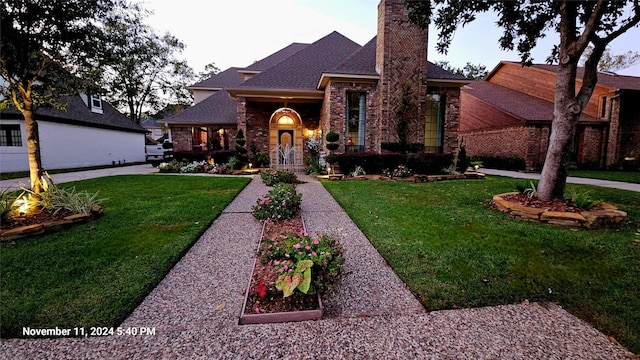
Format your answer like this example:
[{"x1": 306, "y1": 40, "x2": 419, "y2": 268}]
[
  {"x1": 1, "y1": 210, "x2": 74, "y2": 231},
  {"x1": 500, "y1": 193, "x2": 587, "y2": 213}
]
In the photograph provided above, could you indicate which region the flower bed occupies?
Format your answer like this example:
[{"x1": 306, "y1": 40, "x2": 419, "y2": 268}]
[{"x1": 240, "y1": 184, "x2": 344, "y2": 324}]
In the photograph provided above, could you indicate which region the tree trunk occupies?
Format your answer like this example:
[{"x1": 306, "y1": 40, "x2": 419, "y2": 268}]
[{"x1": 22, "y1": 108, "x2": 45, "y2": 193}]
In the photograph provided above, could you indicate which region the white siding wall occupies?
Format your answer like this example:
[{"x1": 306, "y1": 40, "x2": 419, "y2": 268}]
[
  {"x1": 0, "y1": 119, "x2": 28, "y2": 172},
  {"x1": 0, "y1": 120, "x2": 145, "y2": 172}
]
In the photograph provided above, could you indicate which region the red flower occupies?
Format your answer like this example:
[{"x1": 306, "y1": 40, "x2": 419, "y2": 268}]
[{"x1": 257, "y1": 280, "x2": 267, "y2": 299}]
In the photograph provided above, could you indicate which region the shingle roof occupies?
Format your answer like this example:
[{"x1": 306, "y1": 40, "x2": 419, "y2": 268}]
[
  {"x1": 236, "y1": 31, "x2": 362, "y2": 91},
  {"x1": 189, "y1": 67, "x2": 244, "y2": 89},
  {"x1": 428, "y1": 61, "x2": 469, "y2": 81},
  {"x1": 1, "y1": 96, "x2": 146, "y2": 133},
  {"x1": 463, "y1": 80, "x2": 599, "y2": 123},
  {"x1": 530, "y1": 63, "x2": 640, "y2": 90},
  {"x1": 244, "y1": 43, "x2": 309, "y2": 71},
  {"x1": 163, "y1": 90, "x2": 237, "y2": 125},
  {"x1": 329, "y1": 36, "x2": 378, "y2": 76}
]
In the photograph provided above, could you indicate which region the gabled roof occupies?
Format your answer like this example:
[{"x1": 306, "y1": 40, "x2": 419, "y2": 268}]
[
  {"x1": 244, "y1": 43, "x2": 309, "y2": 72},
  {"x1": 230, "y1": 31, "x2": 362, "y2": 95},
  {"x1": 163, "y1": 90, "x2": 237, "y2": 126},
  {"x1": 487, "y1": 61, "x2": 640, "y2": 91},
  {"x1": 427, "y1": 61, "x2": 469, "y2": 81},
  {"x1": 2, "y1": 96, "x2": 146, "y2": 133},
  {"x1": 189, "y1": 67, "x2": 244, "y2": 90},
  {"x1": 463, "y1": 80, "x2": 599, "y2": 124},
  {"x1": 530, "y1": 63, "x2": 640, "y2": 90}
]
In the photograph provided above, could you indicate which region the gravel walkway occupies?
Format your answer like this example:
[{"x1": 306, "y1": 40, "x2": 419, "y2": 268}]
[{"x1": 1, "y1": 175, "x2": 634, "y2": 359}]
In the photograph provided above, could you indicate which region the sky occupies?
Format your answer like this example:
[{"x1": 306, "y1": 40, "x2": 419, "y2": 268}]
[{"x1": 140, "y1": 0, "x2": 640, "y2": 78}]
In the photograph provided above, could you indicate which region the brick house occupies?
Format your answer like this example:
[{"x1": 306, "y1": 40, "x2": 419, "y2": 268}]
[
  {"x1": 164, "y1": 0, "x2": 468, "y2": 167},
  {"x1": 460, "y1": 61, "x2": 640, "y2": 170}
]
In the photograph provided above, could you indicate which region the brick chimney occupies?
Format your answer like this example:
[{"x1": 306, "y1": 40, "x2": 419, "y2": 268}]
[{"x1": 376, "y1": 0, "x2": 428, "y2": 145}]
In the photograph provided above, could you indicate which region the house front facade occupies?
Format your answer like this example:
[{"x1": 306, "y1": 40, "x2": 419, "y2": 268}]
[
  {"x1": 164, "y1": 0, "x2": 468, "y2": 168},
  {"x1": 461, "y1": 61, "x2": 640, "y2": 170}
]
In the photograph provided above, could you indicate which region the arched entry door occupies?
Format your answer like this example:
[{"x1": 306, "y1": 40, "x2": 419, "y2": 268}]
[{"x1": 269, "y1": 108, "x2": 303, "y2": 167}]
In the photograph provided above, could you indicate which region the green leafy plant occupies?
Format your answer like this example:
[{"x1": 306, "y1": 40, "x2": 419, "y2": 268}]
[
  {"x1": 260, "y1": 169, "x2": 298, "y2": 186},
  {"x1": 441, "y1": 165, "x2": 460, "y2": 175},
  {"x1": 0, "y1": 188, "x2": 18, "y2": 220},
  {"x1": 252, "y1": 183, "x2": 302, "y2": 222},
  {"x1": 350, "y1": 165, "x2": 366, "y2": 177},
  {"x1": 262, "y1": 230, "x2": 344, "y2": 297},
  {"x1": 568, "y1": 189, "x2": 601, "y2": 210},
  {"x1": 522, "y1": 181, "x2": 538, "y2": 199},
  {"x1": 304, "y1": 156, "x2": 326, "y2": 175}
]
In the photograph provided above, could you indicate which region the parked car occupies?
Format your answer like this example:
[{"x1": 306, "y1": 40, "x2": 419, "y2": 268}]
[{"x1": 145, "y1": 137, "x2": 172, "y2": 166}]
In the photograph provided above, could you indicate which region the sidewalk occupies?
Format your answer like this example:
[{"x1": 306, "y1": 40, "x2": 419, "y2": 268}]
[
  {"x1": 0, "y1": 164, "x2": 159, "y2": 190},
  {"x1": 480, "y1": 168, "x2": 640, "y2": 192},
  {"x1": 1, "y1": 175, "x2": 632, "y2": 359}
]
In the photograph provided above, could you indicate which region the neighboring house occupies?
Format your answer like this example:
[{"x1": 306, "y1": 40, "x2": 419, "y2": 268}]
[
  {"x1": 461, "y1": 61, "x2": 640, "y2": 170},
  {"x1": 163, "y1": 0, "x2": 469, "y2": 166},
  {"x1": 140, "y1": 118, "x2": 166, "y2": 142},
  {"x1": 1, "y1": 93, "x2": 146, "y2": 173}
]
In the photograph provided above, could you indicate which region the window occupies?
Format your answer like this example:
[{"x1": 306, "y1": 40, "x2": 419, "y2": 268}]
[
  {"x1": 346, "y1": 92, "x2": 366, "y2": 152},
  {"x1": 0, "y1": 124, "x2": 22, "y2": 147},
  {"x1": 600, "y1": 97, "x2": 607, "y2": 118},
  {"x1": 424, "y1": 93, "x2": 444, "y2": 153},
  {"x1": 90, "y1": 94, "x2": 103, "y2": 114}
]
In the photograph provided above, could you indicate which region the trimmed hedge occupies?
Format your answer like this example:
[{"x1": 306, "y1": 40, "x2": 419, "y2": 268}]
[
  {"x1": 381, "y1": 142, "x2": 425, "y2": 153},
  {"x1": 337, "y1": 152, "x2": 454, "y2": 175}
]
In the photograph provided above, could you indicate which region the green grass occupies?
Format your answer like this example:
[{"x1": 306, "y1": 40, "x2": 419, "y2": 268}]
[
  {"x1": 0, "y1": 175, "x2": 250, "y2": 338},
  {"x1": 569, "y1": 170, "x2": 640, "y2": 183},
  {"x1": 324, "y1": 177, "x2": 640, "y2": 353}
]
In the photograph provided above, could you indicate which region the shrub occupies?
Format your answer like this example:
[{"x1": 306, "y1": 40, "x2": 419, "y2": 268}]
[
  {"x1": 250, "y1": 152, "x2": 270, "y2": 168},
  {"x1": 470, "y1": 155, "x2": 526, "y2": 171},
  {"x1": 304, "y1": 156, "x2": 325, "y2": 175},
  {"x1": 261, "y1": 169, "x2": 298, "y2": 186},
  {"x1": 210, "y1": 149, "x2": 235, "y2": 164},
  {"x1": 252, "y1": 183, "x2": 302, "y2": 222},
  {"x1": 325, "y1": 131, "x2": 339, "y2": 143},
  {"x1": 381, "y1": 142, "x2": 425, "y2": 153},
  {"x1": 383, "y1": 164, "x2": 413, "y2": 178},
  {"x1": 261, "y1": 231, "x2": 344, "y2": 297},
  {"x1": 336, "y1": 152, "x2": 405, "y2": 175},
  {"x1": 1, "y1": 188, "x2": 19, "y2": 221},
  {"x1": 173, "y1": 150, "x2": 208, "y2": 163},
  {"x1": 158, "y1": 160, "x2": 182, "y2": 173},
  {"x1": 406, "y1": 153, "x2": 454, "y2": 174}
]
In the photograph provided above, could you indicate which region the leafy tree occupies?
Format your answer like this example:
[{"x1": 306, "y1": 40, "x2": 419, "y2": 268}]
[
  {"x1": 580, "y1": 45, "x2": 640, "y2": 72},
  {"x1": 406, "y1": 0, "x2": 640, "y2": 200},
  {"x1": 394, "y1": 83, "x2": 417, "y2": 154},
  {"x1": 198, "y1": 62, "x2": 221, "y2": 81},
  {"x1": 97, "y1": 13, "x2": 195, "y2": 124},
  {"x1": 435, "y1": 61, "x2": 488, "y2": 80},
  {"x1": 0, "y1": 0, "x2": 131, "y2": 193}
]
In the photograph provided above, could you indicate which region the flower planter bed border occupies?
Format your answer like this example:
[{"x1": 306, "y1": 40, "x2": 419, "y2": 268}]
[
  {"x1": 319, "y1": 172, "x2": 485, "y2": 182},
  {"x1": 0, "y1": 204, "x2": 104, "y2": 242},
  {"x1": 239, "y1": 214, "x2": 323, "y2": 325},
  {"x1": 493, "y1": 192, "x2": 627, "y2": 229}
]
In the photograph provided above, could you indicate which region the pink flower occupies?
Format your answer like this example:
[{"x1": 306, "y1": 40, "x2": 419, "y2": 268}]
[
  {"x1": 298, "y1": 251, "x2": 303, "y2": 255},
  {"x1": 299, "y1": 229, "x2": 308, "y2": 236},
  {"x1": 288, "y1": 269, "x2": 294, "y2": 273},
  {"x1": 255, "y1": 307, "x2": 260, "y2": 313},
  {"x1": 277, "y1": 215, "x2": 281, "y2": 218},
  {"x1": 274, "y1": 260, "x2": 280, "y2": 265},
  {"x1": 284, "y1": 253, "x2": 290, "y2": 258},
  {"x1": 312, "y1": 252, "x2": 317, "y2": 256},
  {"x1": 305, "y1": 245, "x2": 311, "y2": 250},
  {"x1": 313, "y1": 239, "x2": 319, "y2": 245},
  {"x1": 293, "y1": 243, "x2": 301, "y2": 249}
]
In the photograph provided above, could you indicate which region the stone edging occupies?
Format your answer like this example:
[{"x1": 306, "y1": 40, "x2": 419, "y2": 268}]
[
  {"x1": 493, "y1": 192, "x2": 627, "y2": 229},
  {"x1": 0, "y1": 204, "x2": 104, "y2": 242},
  {"x1": 319, "y1": 172, "x2": 486, "y2": 182}
]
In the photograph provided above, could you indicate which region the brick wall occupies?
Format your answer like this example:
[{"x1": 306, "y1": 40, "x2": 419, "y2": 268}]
[
  {"x1": 171, "y1": 126, "x2": 192, "y2": 152},
  {"x1": 376, "y1": 0, "x2": 428, "y2": 147},
  {"x1": 462, "y1": 126, "x2": 531, "y2": 165},
  {"x1": 322, "y1": 81, "x2": 379, "y2": 153}
]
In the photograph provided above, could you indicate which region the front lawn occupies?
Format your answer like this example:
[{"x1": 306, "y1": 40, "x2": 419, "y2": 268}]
[
  {"x1": 324, "y1": 177, "x2": 640, "y2": 353},
  {"x1": 0, "y1": 175, "x2": 250, "y2": 338},
  {"x1": 569, "y1": 169, "x2": 640, "y2": 184}
]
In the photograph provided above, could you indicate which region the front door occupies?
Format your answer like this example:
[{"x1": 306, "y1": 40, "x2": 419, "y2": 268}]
[{"x1": 279, "y1": 130, "x2": 293, "y2": 148}]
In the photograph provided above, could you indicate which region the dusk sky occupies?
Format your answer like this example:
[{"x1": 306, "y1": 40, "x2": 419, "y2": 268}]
[{"x1": 141, "y1": 0, "x2": 640, "y2": 77}]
